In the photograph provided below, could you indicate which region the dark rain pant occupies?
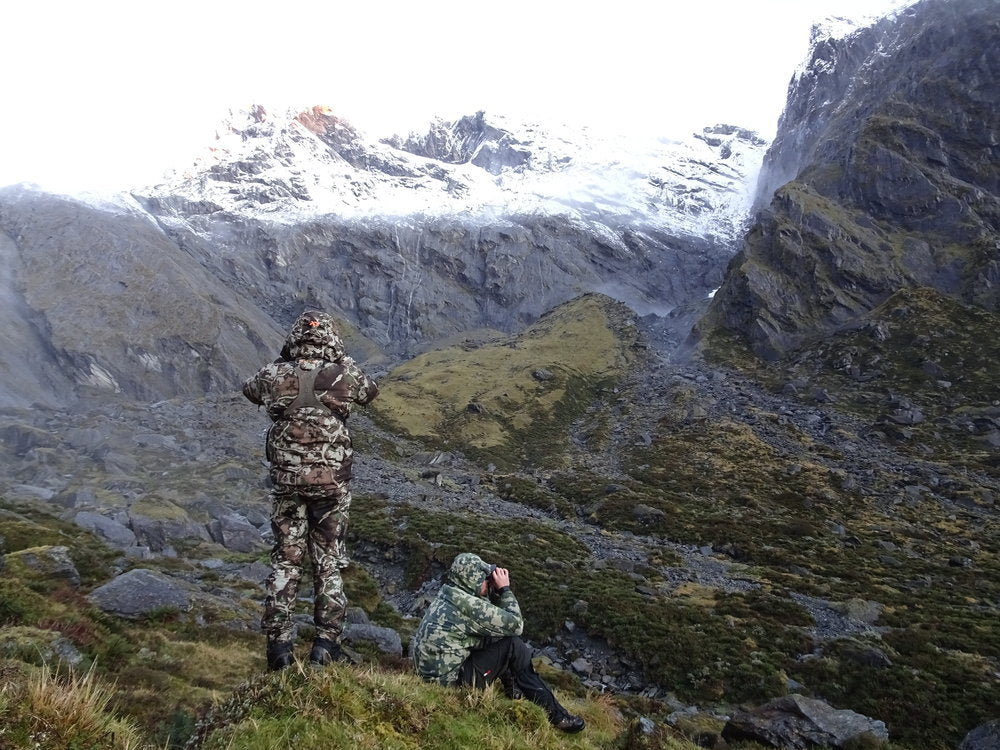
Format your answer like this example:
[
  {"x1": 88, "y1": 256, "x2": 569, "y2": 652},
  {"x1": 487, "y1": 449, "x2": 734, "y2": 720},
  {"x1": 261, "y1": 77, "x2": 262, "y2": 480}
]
[
  {"x1": 261, "y1": 490, "x2": 351, "y2": 644},
  {"x1": 457, "y1": 636, "x2": 565, "y2": 717}
]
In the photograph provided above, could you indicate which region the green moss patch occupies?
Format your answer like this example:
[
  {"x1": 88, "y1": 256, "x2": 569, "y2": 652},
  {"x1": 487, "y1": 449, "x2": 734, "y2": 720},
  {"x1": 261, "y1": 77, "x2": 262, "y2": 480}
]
[{"x1": 371, "y1": 294, "x2": 639, "y2": 467}]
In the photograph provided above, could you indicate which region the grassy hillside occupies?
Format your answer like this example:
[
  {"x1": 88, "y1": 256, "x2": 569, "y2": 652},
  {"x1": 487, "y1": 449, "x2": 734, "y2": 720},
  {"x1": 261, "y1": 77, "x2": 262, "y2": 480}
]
[{"x1": 371, "y1": 293, "x2": 639, "y2": 468}]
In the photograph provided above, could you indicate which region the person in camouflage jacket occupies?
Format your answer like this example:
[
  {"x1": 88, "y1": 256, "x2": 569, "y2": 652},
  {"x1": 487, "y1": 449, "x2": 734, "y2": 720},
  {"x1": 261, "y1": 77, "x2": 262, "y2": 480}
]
[
  {"x1": 411, "y1": 552, "x2": 585, "y2": 733},
  {"x1": 243, "y1": 310, "x2": 379, "y2": 670}
]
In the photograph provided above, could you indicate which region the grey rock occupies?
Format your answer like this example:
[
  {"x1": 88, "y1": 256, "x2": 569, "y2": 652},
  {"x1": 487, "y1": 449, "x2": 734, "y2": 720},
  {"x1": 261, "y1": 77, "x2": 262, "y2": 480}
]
[
  {"x1": 638, "y1": 717, "x2": 656, "y2": 735},
  {"x1": 8, "y1": 484, "x2": 56, "y2": 502},
  {"x1": 128, "y1": 508, "x2": 211, "y2": 552},
  {"x1": 207, "y1": 512, "x2": 265, "y2": 553},
  {"x1": 54, "y1": 487, "x2": 98, "y2": 508},
  {"x1": 723, "y1": 694, "x2": 889, "y2": 749},
  {"x1": 345, "y1": 607, "x2": 370, "y2": 625},
  {"x1": 959, "y1": 720, "x2": 1000, "y2": 750},
  {"x1": 532, "y1": 368, "x2": 554, "y2": 382},
  {"x1": 632, "y1": 503, "x2": 666, "y2": 526},
  {"x1": 74, "y1": 511, "x2": 137, "y2": 547},
  {"x1": 6, "y1": 545, "x2": 80, "y2": 587},
  {"x1": 0, "y1": 423, "x2": 57, "y2": 456},
  {"x1": 89, "y1": 568, "x2": 191, "y2": 618},
  {"x1": 702, "y1": 0, "x2": 1000, "y2": 359},
  {"x1": 571, "y1": 657, "x2": 593, "y2": 675},
  {"x1": 342, "y1": 623, "x2": 403, "y2": 656}
]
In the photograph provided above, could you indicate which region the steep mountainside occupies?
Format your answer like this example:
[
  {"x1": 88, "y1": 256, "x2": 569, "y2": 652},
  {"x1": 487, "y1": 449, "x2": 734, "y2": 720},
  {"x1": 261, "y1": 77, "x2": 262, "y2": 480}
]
[{"x1": 700, "y1": 0, "x2": 1000, "y2": 358}]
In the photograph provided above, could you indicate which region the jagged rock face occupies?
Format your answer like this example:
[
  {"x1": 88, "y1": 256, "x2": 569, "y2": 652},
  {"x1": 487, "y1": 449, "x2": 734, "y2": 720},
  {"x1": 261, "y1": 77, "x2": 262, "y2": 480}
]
[
  {"x1": 139, "y1": 108, "x2": 764, "y2": 355},
  {"x1": 702, "y1": 0, "x2": 1000, "y2": 359},
  {"x1": 385, "y1": 111, "x2": 532, "y2": 175},
  {"x1": 140, "y1": 207, "x2": 727, "y2": 354}
]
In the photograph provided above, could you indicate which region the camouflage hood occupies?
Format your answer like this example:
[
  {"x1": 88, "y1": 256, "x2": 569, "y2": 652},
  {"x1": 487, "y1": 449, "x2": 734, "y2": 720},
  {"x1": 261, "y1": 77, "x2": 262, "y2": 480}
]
[
  {"x1": 282, "y1": 311, "x2": 345, "y2": 362},
  {"x1": 446, "y1": 553, "x2": 494, "y2": 597}
]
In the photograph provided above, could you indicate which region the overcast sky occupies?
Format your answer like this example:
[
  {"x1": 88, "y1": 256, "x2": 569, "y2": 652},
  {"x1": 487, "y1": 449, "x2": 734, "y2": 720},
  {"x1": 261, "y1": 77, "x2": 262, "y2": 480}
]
[{"x1": 1, "y1": 0, "x2": 911, "y2": 193}]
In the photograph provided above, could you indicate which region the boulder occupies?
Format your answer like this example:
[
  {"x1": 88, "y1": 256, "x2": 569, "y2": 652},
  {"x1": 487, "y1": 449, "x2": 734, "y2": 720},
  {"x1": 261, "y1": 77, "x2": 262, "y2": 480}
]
[
  {"x1": 722, "y1": 694, "x2": 888, "y2": 749},
  {"x1": 74, "y1": 511, "x2": 137, "y2": 547},
  {"x1": 0, "y1": 423, "x2": 57, "y2": 457},
  {"x1": 959, "y1": 720, "x2": 1000, "y2": 750},
  {"x1": 128, "y1": 497, "x2": 210, "y2": 552},
  {"x1": 88, "y1": 568, "x2": 191, "y2": 618},
  {"x1": 4, "y1": 546, "x2": 80, "y2": 588},
  {"x1": 342, "y1": 623, "x2": 403, "y2": 657},
  {"x1": 0, "y1": 626, "x2": 85, "y2": 667},
  {"x1": 633, "y1": 503, "x2": 666, "y2": 526},
  {"x1": 207, "y1": 512, "x2": 265, "y2": 553}
]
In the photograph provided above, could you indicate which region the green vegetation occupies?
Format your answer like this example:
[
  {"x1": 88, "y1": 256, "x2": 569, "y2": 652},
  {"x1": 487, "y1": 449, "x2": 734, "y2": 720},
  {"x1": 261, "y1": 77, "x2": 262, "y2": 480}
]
[
  {"x1": 371, "y1": 294, "x2": 639, "y2": 468},
  {"x1": 188, "y1": 665, "x2": 622, "y2": 750},
  {"x1": 349, "y1": 495, "x2": 812, "y2": 705},
  {"x1": 782, "y1": 286, "x2": 1000, "y2": 470}
]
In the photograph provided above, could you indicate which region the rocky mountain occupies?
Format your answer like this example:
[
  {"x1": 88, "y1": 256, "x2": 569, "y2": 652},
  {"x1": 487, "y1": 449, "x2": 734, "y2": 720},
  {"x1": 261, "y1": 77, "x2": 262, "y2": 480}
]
[
  {"x1": 700, "y1": 0, "x2": 1000, "y2": 358},
  {"x1": 0, "y1": 109, "x2": 764, "y2": 409}
]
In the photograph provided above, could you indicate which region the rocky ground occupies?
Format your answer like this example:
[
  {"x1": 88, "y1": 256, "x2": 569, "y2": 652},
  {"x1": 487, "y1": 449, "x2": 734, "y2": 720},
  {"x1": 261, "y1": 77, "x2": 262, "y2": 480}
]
[{"x1": 2, "y1": 302, "x2": 998, "y2": 748}]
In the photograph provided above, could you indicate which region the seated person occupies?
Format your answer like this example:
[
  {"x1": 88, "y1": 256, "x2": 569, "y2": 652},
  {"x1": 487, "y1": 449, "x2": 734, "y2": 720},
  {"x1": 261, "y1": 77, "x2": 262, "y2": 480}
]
[{"x1": 411, "y1": 552, "x2": 585, "y2": 733}]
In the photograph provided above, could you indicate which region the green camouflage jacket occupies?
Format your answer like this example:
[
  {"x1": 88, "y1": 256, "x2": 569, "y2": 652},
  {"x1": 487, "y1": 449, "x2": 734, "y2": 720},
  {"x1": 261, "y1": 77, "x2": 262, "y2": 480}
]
[
  {"x1": 242, "y1": 311, "x2": 379, "y2": 496},
  {"x1": 411, "y1": 553, "x2": 524, "y2": 685}
]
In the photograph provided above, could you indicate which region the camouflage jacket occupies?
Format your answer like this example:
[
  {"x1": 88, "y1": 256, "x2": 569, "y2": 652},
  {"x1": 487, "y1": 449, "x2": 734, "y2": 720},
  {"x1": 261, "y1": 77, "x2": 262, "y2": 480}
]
[
  {"x1": 242, "y1": 312, "x2": 379, "y2": 496},
  {"x1": 411, "y1": 553, "x2": 524, "y2": 685}
]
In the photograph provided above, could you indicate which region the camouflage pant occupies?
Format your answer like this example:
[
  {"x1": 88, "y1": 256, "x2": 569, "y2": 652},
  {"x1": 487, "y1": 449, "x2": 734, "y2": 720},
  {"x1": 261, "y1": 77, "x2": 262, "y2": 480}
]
[{"x1": 261, "y1": 489, "x2": 351, "y2": 644}]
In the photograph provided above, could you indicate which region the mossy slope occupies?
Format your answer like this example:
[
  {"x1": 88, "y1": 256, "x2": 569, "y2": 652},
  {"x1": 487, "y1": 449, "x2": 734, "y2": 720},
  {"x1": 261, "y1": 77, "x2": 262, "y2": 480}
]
[{"x1": 371, "y1": 293, "x2": 638, "y2": 467}]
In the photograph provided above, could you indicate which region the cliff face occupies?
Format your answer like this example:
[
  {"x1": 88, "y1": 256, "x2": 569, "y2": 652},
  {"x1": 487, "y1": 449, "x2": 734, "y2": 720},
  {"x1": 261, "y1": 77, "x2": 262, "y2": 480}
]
[
  {"x1": 0, "y1": 187, "x2": 282, "y2": 407},
  {"x1": 701, "y1": 0, "x2": 1000, "y2": 359}
]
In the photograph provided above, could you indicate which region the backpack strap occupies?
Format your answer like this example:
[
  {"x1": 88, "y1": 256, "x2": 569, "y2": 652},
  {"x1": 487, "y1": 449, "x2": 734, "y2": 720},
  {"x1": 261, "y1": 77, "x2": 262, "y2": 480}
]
[{"x1": 286, "y1": 364, "x2": 333, "y2": 415}]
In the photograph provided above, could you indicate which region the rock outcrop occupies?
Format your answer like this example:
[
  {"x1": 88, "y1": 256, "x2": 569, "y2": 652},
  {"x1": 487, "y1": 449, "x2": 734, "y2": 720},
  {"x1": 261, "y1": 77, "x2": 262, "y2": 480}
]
[
  {"x1": 722, "y1": 694, "x2": 889, "y2": 749},
  {"x1": 88, "y1": 568, "x2": 192, "y2": 618},
  {"x1": 700, "y1": 0, "x2": 1000, "y2": 359}
]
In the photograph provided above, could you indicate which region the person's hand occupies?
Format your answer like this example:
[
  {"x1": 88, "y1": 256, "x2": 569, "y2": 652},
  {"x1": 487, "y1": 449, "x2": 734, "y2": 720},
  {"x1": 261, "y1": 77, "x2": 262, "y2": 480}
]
[{"x1": 491, "y1": 567, "x2": 510, "y2": 589}]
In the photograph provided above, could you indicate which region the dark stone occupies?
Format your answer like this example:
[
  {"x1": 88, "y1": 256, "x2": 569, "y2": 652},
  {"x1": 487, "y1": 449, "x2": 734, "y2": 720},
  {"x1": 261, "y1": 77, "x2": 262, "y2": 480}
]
[
  {"x1": 722, "y1": 694, "x2": 888, "y2": 749},
  {"x1": 633, "y1": 503, "x2": 666, "y2": 525},
  {"x1": 959, "y1": 719, "x2": 1000, "y2": 750},
  {"x1": 74, "y1": 511, "x2": 137, "y2": 547},
  {"x1": 699, "y1": 0, "x2": 1000, "y2": 358},
  {"x1": 89, "y1": 568, "x2": 191, "y2": 618},
  {"x1": 207, "y1": 512, "x2": 265, "y2": 553},
  {"x1": 342, "y1": 623, "x2": 402, "y2": 656},
  {"x1": 532, "y1": 368, "x2": 554, "y2": 381}
]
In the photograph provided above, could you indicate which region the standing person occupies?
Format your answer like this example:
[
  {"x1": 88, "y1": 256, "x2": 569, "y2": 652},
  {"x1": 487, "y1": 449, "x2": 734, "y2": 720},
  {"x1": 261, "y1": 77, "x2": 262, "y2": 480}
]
[
  {"x1": 411, "y1": 552, "x2": 585, "y2": 733},
  {"x1": 243, "y1": 310, "x2": 379, "y2": 671}
]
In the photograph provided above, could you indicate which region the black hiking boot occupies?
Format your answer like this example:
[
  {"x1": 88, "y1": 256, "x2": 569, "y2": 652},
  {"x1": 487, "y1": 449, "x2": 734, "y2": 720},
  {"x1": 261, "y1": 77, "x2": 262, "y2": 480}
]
[
  {"x1": 309, "y1": 637, "x2": 343, "y2": 667},
  {"x1": 549, "y1": 710, "x2": 586, "y2": 733},
  {"x1": 266, "y1": 640, "x2": 295, "y2": 672}
]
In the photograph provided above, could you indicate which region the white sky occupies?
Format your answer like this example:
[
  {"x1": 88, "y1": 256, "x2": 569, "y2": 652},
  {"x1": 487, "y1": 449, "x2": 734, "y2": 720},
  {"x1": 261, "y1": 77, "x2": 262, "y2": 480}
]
[{"x1": 1, "y1": 0, "x2": 910, "y2": 193}]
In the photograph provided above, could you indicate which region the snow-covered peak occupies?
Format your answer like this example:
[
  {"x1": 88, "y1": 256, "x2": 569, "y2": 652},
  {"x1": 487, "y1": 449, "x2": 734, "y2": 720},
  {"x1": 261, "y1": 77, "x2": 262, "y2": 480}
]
[{"x1": 149, "y1": 105, "x2": 767, "y2": 243}]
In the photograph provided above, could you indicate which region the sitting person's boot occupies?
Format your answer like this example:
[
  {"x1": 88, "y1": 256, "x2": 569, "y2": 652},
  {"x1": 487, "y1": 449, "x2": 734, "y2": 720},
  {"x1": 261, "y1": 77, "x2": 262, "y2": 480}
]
[
  {"x1": 266, "y1": 640, "x2": 295, "y2": 672},
  {"x1": 309, "y1": 636, "x2": 343, "y2": 667},
  {"x1": 549, "y1": 708, "x2": 586, "y2": 733},
  {"x1": 510, "y1": 663, "x2": 585, "y2": 733}
]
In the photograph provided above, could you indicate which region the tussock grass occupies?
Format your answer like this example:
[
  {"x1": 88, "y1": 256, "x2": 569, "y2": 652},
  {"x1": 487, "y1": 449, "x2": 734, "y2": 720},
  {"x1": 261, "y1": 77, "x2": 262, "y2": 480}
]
[
  {"x1": 0, "y1": 661, "x2": 148, "y2": 750},
  {"x1": 190, "y1": 663, "x2": 627, "y2": 750}
]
